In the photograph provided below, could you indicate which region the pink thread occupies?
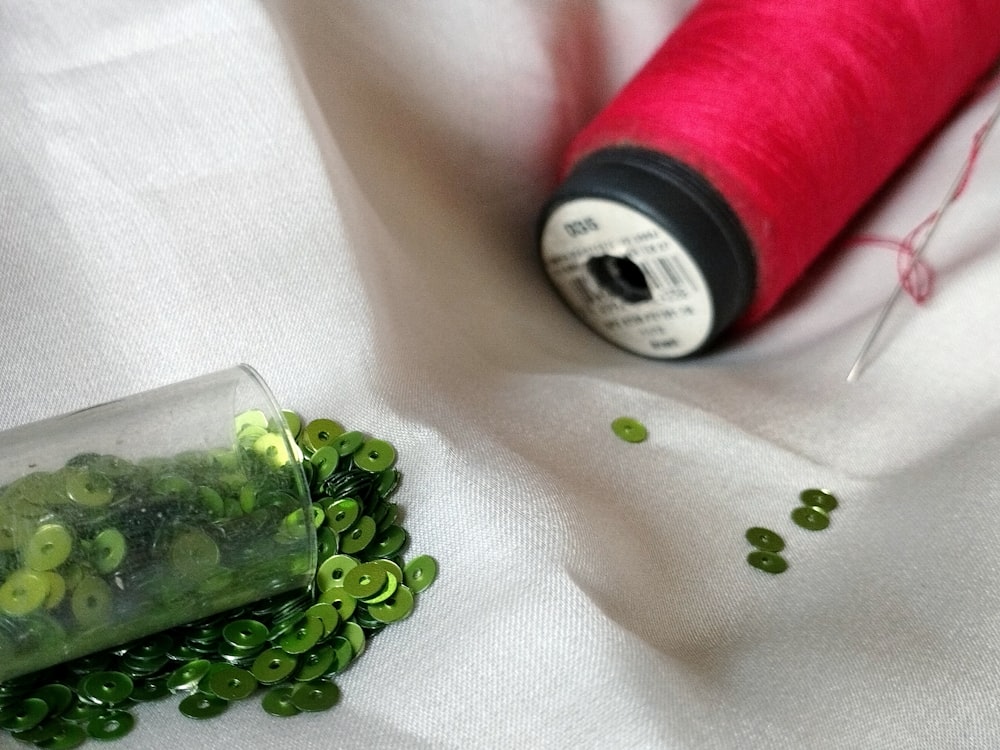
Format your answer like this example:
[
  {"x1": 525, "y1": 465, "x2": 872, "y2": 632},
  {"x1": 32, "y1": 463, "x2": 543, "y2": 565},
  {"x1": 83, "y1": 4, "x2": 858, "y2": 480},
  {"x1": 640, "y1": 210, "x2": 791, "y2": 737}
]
[
  {"x1": 560, "y1": 0, "x2": 1000, "y2": 326},
  {"x1": 850, "y1": 101, "x2": 998, "y2": 304}
]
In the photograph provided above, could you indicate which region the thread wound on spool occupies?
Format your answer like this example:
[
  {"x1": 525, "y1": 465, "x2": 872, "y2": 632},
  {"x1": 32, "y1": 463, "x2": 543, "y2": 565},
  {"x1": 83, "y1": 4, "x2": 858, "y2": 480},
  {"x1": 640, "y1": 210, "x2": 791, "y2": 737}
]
[{"x1": 540, "y1": 0, "x2": 1000, "y2": 358}]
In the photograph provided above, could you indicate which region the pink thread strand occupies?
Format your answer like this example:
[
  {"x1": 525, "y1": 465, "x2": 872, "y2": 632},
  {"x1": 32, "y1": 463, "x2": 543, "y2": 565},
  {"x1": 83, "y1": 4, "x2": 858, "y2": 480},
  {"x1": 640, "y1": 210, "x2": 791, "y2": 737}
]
[{"x1": 850, "y1": 97, "x2": 999, "y2": 304}]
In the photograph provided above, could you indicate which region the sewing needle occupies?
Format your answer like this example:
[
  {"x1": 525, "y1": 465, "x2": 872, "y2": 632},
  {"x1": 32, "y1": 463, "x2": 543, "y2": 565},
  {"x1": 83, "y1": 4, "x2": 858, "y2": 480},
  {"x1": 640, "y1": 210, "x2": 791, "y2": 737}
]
[{"x1": 846, "y1": 100, "x2": 1000, "y2": 383}]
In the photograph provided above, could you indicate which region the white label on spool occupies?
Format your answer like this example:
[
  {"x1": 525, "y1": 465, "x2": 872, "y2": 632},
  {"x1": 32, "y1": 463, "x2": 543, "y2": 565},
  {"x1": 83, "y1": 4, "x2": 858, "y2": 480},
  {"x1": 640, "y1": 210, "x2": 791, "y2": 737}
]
[{"x1": 540, "y1": 198, "x2": 713, "y2": 358}]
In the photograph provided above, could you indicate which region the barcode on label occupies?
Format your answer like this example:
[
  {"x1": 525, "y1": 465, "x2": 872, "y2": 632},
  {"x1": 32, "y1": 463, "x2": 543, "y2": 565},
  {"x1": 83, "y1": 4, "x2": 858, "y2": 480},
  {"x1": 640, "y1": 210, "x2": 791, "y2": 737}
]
[{"x1": 641, "y1": 256, "x2": 696, "y2": 292}]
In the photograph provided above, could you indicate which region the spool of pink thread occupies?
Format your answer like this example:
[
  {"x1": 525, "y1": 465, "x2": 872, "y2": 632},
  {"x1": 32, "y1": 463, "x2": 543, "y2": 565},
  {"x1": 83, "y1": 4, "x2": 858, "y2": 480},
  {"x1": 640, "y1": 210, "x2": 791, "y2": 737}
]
[{"x1": 538, "y1": 0, "x2": 1000, "y2": 358}]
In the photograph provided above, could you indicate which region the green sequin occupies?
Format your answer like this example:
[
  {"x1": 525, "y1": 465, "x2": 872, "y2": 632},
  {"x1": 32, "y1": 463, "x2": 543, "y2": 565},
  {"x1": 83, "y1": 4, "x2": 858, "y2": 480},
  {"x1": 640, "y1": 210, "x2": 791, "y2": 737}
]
[
  {"x1": 611, "y1": 416, "x2": 647, "y2": 443},
  {"x1": 0, "y1": 410, "x2": 438, "y2": 746}
]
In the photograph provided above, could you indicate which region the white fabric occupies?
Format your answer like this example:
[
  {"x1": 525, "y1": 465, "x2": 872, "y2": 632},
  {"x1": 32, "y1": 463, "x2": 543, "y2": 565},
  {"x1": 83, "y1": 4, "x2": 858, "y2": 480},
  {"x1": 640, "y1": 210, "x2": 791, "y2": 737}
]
[{"x1": 3, "y1": 2, "x2": 1000, "y2": 748}]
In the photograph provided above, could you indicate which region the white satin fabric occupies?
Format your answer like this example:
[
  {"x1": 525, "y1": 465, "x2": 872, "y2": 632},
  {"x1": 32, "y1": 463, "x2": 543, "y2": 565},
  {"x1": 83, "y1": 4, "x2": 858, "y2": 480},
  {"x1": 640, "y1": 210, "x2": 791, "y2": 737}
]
[{"x1": 2, "y1": 2, "x2": 1000, "y2": 747}]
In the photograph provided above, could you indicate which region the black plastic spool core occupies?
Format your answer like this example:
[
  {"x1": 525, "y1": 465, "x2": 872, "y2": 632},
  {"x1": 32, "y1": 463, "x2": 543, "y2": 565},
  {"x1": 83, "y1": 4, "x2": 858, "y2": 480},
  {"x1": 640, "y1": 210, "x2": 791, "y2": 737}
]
[
  {"x1": 539, "y1": 146, "x2": 757, "y2": 357},
  {"x1": 585, "y1": 255, "x2": 652, "y2": 303}
]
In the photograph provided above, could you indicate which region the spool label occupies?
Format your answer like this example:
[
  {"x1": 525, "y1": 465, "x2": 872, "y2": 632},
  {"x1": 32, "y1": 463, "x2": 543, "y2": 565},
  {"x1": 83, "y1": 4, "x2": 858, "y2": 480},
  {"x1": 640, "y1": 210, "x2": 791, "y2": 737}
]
[{"x1": 540, "y1": 198, "x2": 713, "y2": 358}]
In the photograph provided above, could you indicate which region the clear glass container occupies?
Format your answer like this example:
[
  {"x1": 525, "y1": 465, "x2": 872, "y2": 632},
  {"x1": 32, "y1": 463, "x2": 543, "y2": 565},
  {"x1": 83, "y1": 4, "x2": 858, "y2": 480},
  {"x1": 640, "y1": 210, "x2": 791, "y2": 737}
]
[{"x1": 0, "y1": 365, "x2": 315, "y2": 682}]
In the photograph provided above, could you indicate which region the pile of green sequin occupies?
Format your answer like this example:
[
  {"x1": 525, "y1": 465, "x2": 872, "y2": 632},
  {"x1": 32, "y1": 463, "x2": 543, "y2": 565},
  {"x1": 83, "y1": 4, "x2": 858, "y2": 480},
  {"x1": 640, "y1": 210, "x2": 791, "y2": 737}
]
[
  {"x1": 745, "y1": 488, "x2": 839, "y2": 574},
  {"x1": 0, "y1": 411, "x2": 437, "y2": 747}
]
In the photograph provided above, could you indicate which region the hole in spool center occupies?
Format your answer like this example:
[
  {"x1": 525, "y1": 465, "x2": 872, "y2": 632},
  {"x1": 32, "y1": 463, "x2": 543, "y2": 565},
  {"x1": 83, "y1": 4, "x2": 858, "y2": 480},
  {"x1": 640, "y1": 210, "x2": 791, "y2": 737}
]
[{"x1": 586, "y1": 255, "x2": 652, "y2": 303}]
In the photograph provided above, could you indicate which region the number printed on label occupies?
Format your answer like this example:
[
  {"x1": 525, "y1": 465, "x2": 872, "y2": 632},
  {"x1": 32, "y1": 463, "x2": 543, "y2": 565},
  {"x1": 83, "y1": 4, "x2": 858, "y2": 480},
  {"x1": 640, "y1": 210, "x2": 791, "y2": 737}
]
[{"x1": 563, "y1": 217, "x2": 599, "y2": 237}]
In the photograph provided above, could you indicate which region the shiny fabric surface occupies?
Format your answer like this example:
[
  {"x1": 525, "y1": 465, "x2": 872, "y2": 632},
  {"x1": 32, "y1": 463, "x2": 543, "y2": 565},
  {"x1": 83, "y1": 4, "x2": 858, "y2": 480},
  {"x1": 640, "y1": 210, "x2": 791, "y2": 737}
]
[{"x1": 2, "y1": 2, "x2": 1000, "y2": 747}]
